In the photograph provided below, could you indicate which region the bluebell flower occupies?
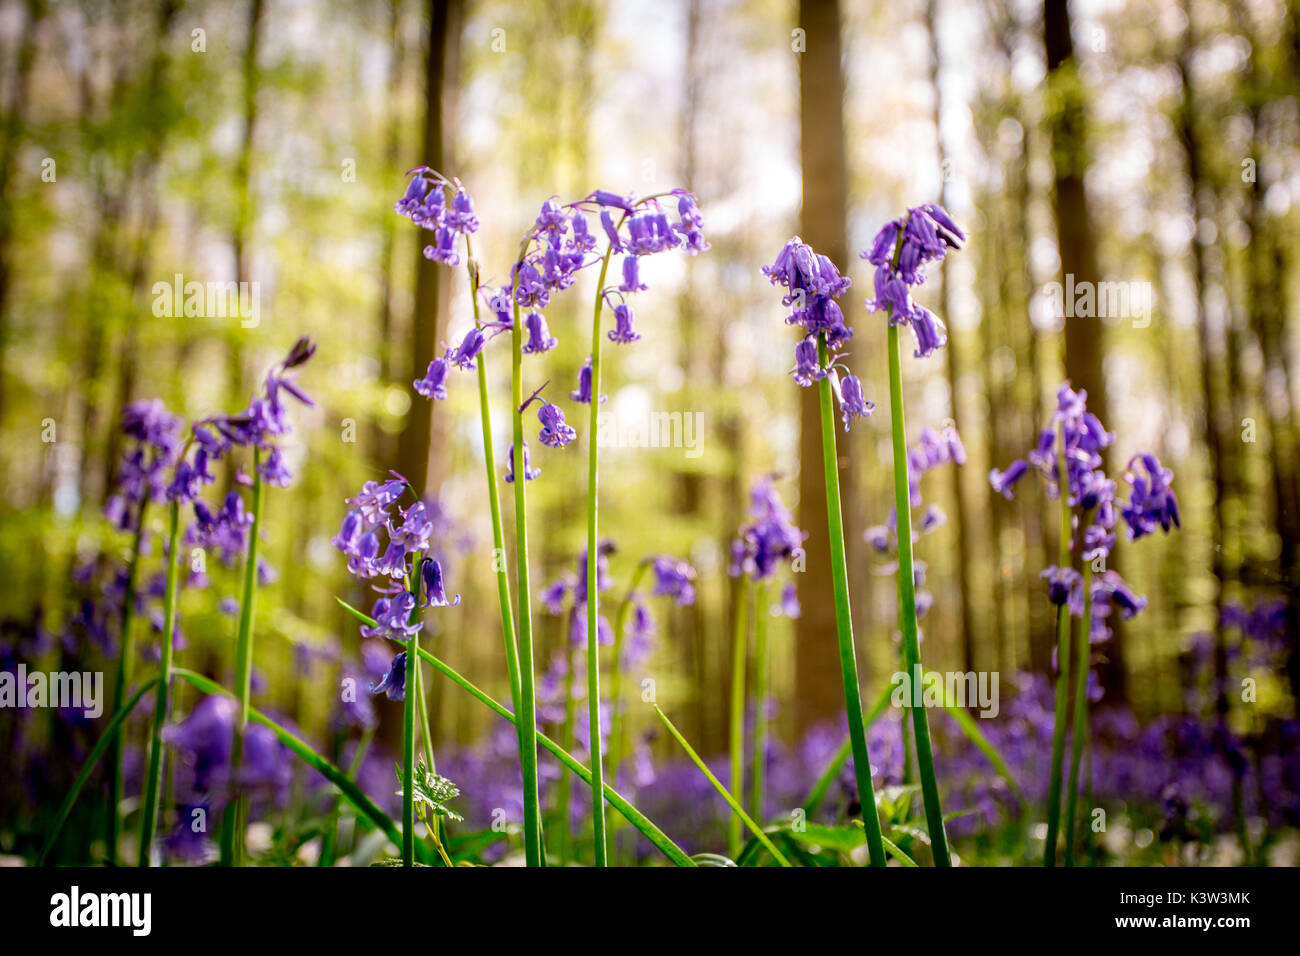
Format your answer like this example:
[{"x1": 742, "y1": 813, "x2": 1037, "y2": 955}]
[
  {"x1": 448, "y1": 328, "x2": 487, "y2": 369},
  {"x1": 420, "y1": 558, "x2": 461, "y2": 608},
  {"x1": 790, "y1": 339, "x2": 826, "y2": 387},
  {"x1": 370, "y1": 651, "x2": 408, "y2": 701},
  {"x1": 537, "y1": 402, "x2": 577, "y2": 449},
  {"x1": 570, "y1": 357, "x2": 605, "y2": 405},
  {"x1": 414, "y1": 357, "x2": 450, "y2": 400},
  {"x1": 651, "y1": 556, "x2": 697, "y2": 606},
  {"x1": 504, "y1": 441, "x2": 540, "y2": 483},
  {"x1": 835, "y1": 373, "x2": 874, "y2": 430},
  {"x1": 608, "y1": 303, "x2": 641, "y2": 344},
  {"x1": 424, "y1": 225, "x2": 461, "y2": 265},
  {"x1": 522, "y1": 311, "x2": 558, "y2": 354}
]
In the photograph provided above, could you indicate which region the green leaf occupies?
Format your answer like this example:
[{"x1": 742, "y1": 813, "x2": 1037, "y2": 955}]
[
  {"x1": 691, "y1": 852, "x2": 737, "y2": 867},
  {"x1": 37, "y1": 677, "x2": 159, "y2": 865},
  {"x1": 397, "y1": 761, "x2": 465, "y2": 823}
]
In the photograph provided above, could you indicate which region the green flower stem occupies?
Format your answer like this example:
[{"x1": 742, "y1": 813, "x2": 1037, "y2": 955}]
[
  {"x1": 606, "y1": 561, "x2": 651, "y2": 864},
  {"x1": 750, "y1": 579, "x2": 770, "y2": 823},
  {"x1": 107, "y1": 497, "x2": 148, "y2": 866},
  {"x1": 511, "y1": 296, "x2": 543, "y2": 867},
  {"x1": 727, "y1": 573, "x2": 751, "y2": 858},
  {"x1": 1044, "y1": 423, "x2": 1073, "y2": 867},
  {"x1": 465, "y1": 237, "x2": 523, "y2": 714},
  {"x1": 225, "y1": 450, "x2": 265, "y2": 866},
  {"x1": 584, "y1": 244, "x2": 617, "y2": 867},
  {"x1": 654, "y1": 705, "x2": 792, "y2": 867},
  {"x1": 802, "y1": 682, "x2": 897, "y2": 818},
  {"x1": 400, "y1": 555, "x2": 425, "y2": 866},
  {"x1": 1063, "y1": 565, "x2": 1093, "y2": 867},
  {"x1": 137, "y1": 499, "x2": 181, "y2": 866},
  {"x1": 816, "y1": 333, "x2": 887, "y2": 867},
  {"x1": 885, "y1": 321, "x2": 952, "y2": 867},
  {"x1": 40, "y1": 677, "x2": 157, "y2": 865},
  {"x1": 557, "y1": 612, "x2": 578, "y2": 865}
]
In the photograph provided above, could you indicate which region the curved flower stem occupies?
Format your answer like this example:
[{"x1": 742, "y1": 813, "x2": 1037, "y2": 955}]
[
  {"x1": 1063, "y1": 566, "x2": 1093, "y2": 867},
  {"x1": 511, "y1": 297, "x2": 543, "y2": 867},
  {"x1": 727, "y1": 573, "x2": 751, "y2": 859},
  {"x1": 585, "y1": 244, "x2": 616, "y2": 867},
  {"x1": 750, "y1": 579, "x2": 770, "y2": 824},
  {"x1": 816, "y1": 333, "x2": 887, "y2": 867},
  {"x1": 885, "y1": 322, "x2": 951, "y2": 867},
  {"x1": 107, "y1": 497, "x2": 148, "y2": 866},
  {"x1": 137, "y1": 499, "x2": 181, "y2": 866},
  {"x1": 1044, "y1": 423, "x2": 1073, "y2": 867},
  {"x1": 606, "y1": 561, "x2": 651, "y2": 863}
]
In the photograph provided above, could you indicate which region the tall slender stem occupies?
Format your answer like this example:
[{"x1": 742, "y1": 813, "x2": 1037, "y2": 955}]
[
  {"x1": 816, "y1": 334, "x2": 886, "y2": 867},
  {"x1": 607, "y1": 561, "x2": 650, "y2": 864},
  {"x1": 511, "y1": 296, "x2": 543, "y2": 867},
  {"x1": 585, "y1": 245, "x2": 616, "y2": 867},
  {"x1": 107, "y1": 497, "x2": 148, "y2": 865},
  {"x1": 401, "y1": 556, "x2": 421, "y2": 866},
  {"x1": 221, "y1": 450, "x2": 264, "y2": 866},
  {"x1": 885, "y1": 322, "x2": 951, "y2": 867},
  {"x1": 727, "y1": 574, "x2": 750, "y2": 859},
  {"x1": 465, "y1": 238, "x2": 522, "y2": 713},
  {"x1": 750, "y1": 579, "x2": 770, "y2": 823},
  {"x1": 557, "y1": 623, "x2": 577, "y2": 866},
  {"x1": 1044, "y1": 423, "x2": 1073, "y2": 867},
  {"x1": 137, "y1": 499, "x2": 181, "y2": 866},
  {"x1": 1063, "y1": 565, "x2": 1093, "y2": 866}
]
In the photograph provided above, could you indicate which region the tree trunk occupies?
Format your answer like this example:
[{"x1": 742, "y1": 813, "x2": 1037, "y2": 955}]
[{"x1": 795, "y1": 0, "x2": 855, "y2": 734}]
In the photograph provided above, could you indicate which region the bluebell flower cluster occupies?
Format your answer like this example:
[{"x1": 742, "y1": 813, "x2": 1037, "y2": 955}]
[
  {"x1": 730, "y1": 478, "x2": 805, "y2": 618},
  {"x1": 762, "y1": 238, "x2": 872, "y2": 430},
  {"x1": 394, "y1": 167, "x2": 480, "y2": 265},
  {"x1": 861, "y1": 203, "x2": 965, "y2": 359},
  {"x1": 105, "y1": 399, "x2": 184, "y2": 531},
  {"x1": 333, "y1": 474, "x2": 460, "y2": 668},
  {"x1": 990, "y1": 384, "x2": 1179, "y2": 638}
]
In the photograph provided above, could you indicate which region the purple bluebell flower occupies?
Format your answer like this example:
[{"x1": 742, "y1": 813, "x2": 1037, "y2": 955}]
[
  {"x1": 537, "y1": 402, "x2": 577, "y2": 449},
  {"x1": 790, "y1": 339, "x2": 826, "y2": 387},
  {"x1": 673, "y1": 191, "x2": 709, "y2": 254},
  {"x1": 861, "y1": 205, "x2": 963, "y2": 357},
  {"x1": 504, "y1": 441, "x2": 540, "y2": 483},
  {"x1": 599, "y1": 210, "x2": 624, "y2": 253},
  {"x1": 424, "y1": 226, "x2": 461, "y2": 266},
  {"x1": 445, "y1": 189, "x2": 479, "y2": 234},
  {"x1": 535, "y1": 198, "x2": 569, "y2": 237},
  {"x1": 540, "y1": 576, "x2": 572, "y2": 616},
  {"x1": 585, "y1": 190, "x2": 635, "y2": 213},
  {"x1": 625, "y1": 205, "x2": 681, "y2": 255},
  {"x1": 620, "y1": 255, "x2": 647, "y2": 293},
  {"x1": 362, "y1": 592, "x2": 422, "y2": 641},
  {"x1": 989, "y1": 460, "x2": 1029, "y2": 499},
  {"x1": 835, "y1": 372, "x2": 874, "y2": 430},
  {"x1": 570, "y1": 357, "x2": 605, "y2": 405},
  {"x1": 1041, "y1": 566, "x2": 1081, "y2": 606},
  {"x1": 420, "y1": 558, "x2": 461, "y2": 608},
  {"x1": 569, "y1": 213, "x2": 597, "y2": 252},
  {"x1": 258, "y1": 447, "x2": 293, "y2": 487},
  {"x1": 608, "y1": 303, "x2": 641, "y2": 344},
  {"x1": 651, "y1": 556, "x2": 697, "y2": 606},
  {"x1": 370, "y1": 651, "x2": 407, "y2": 701},
  {"x1": 776, "y1": 582, "x2": 801, "y2": 618},
  {"x1": 1121, "y1": 453, "x2": 1180, "y2": 540},
  {"x1": 414, "y1": 357, "x2": 450, "y2": 400},
  {"x1": 522, "y1": 311, "x2": 558, "y2": 354},
  {"x1": 448, "y1": 328, "x2": 487, "y2": 370}
]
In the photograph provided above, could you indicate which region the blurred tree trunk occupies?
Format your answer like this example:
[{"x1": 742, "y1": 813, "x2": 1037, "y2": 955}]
[
  {"x1": 373, "y1": 1, "x2": 407, "y2": 468},
  {"x1": 794, "y1": 0, "x2": 855, "y2": 734},
  {"x1": 1175, "y1": 6, "x2": 1229, "y2": 723},
  {"x1": 1043, "y1": 0, "x2": 1125, "y2": 703},
  {"x1": 0, "y1": 0, "x2": 44, "y2": 427},
  {"x1": 924, "y1": 0, "x2": 975, "y2": 674},
  {"x1": 226, "y1": 0, "x2": 265, "y2": 410},
  {"x1": 397, "y1": 0, "x2": 458, "y2": 497}
]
